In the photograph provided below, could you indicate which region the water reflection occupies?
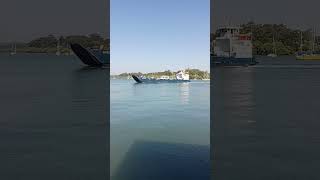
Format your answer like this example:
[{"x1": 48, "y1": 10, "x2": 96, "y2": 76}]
[
  {"x1": 178, "y1": 83, "x2": 190, "y2": 104},
  {"x1": 112, "y1": 141, "x2": 210, "y2": 180},
  {"x1": 111, "y1": 80, "x2": 209, "y2": 180},
  {"x1": 213, "y1": 57, "x2": 320, "y2": 179},
  {"x1": 0, "y1": 55, "x2": 108, "y2": 180}
]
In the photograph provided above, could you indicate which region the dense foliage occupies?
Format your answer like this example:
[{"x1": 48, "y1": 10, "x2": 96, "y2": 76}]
[
  {"x1": 28, "y1": 34, "x2": 109, "y2": 52},
  {"x1": 211, "y1": 22, "x2": 320, "y2": 56},
  {"x1": 0, "y1": 34, "x2": 109, "y2": 53}
]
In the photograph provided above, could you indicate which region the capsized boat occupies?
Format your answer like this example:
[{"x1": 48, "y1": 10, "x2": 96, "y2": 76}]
[
  {"x1": 70, "y1": 43, "x2": 109, "y2": 66},
  {"x1": 132, "y1": 70, "x2": 190, "y2": 83}
]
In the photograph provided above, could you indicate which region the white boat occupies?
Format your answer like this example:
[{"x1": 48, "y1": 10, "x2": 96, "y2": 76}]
[{"x1": 267, "y1": 54, "x2": 277, "y2": 58}]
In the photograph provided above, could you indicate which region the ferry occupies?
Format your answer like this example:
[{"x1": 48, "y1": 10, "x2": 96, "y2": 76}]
[
  {"x1": 132, "y1": 70, "x2": 190, "y2": 83},
  {"x1": 70, "y1": 43, "x2": 109, "y2": 66},
  {"x1": 211, "y1": 26, "x2": 257, "y2": 66}
]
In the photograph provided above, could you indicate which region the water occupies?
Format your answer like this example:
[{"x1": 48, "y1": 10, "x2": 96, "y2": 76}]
[
  {"x1": 0, "y1": 54, "x2": 108, "y2": 180},
  {"x1": 110, "y1": 80, "x2": 210, "y2": 180},
  {"x1": 5, "y1": 54, "x2": 318, "y2": 179},
  {"x1": 212, "y1": 56, "x2": 320, "y2": 180}
]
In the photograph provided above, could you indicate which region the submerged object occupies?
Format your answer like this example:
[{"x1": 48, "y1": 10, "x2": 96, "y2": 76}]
[
  {"x1": 132, "y1": 70, "x2": 190, "y2": 83},
  {"x1": 211, "y1": 26, "x2": 257, "y2": 66},
  {"x1": 70, "y1": 43, "x2": 109, "y2": 66}
]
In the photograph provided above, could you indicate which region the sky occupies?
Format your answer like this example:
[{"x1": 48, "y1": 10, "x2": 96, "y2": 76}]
[
  {"x1": 111, "y1": 0, "x2": 210, "y2": 74},
  {"x1": 0, "y1": 0, "x2": 109, "y2": 42},
  {"x1": 211, "y1": 0, "x2": 320, "y2": 32}
]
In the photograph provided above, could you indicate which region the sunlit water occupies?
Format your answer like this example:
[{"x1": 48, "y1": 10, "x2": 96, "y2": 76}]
[
  {"x1": 0, "y1": 54, "x2": 108, "y2": 180},
  {"x1": 213, "y1": 56, "x2": 320, "y2": 180},
  {"x1": 111, "y1": 80, "x2": 210, "y2": 180}
]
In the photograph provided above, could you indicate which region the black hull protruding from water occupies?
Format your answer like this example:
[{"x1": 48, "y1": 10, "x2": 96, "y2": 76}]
[
  {"x1": 132, "y1": 75, "x2": 190, "y2": 84},
  {"x1": 70, "y1": 43, "x2": 109, "y2": 67},
  {"x1": 211, "y1": 56, "x2": 258, "y2": 67}
]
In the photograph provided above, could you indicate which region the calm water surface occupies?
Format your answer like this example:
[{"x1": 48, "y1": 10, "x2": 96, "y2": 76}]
[
  {"x1": 213, "y1": 56, "x2": 320, "y2": 180},
  {"x1": 0, "y1": 54, "x2": 108, "y2": 180},
  {"x1": 111, "y1": 80, "x2": 210, "y2": 180}
]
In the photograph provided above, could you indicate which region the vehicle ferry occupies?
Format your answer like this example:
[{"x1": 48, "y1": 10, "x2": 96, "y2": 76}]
[
  {"x1": 211, "y1": 26, "x2": 257, "y2": 66},
  {"x1": 132, "y1": 70, "x2": 190, "y2": 83}
]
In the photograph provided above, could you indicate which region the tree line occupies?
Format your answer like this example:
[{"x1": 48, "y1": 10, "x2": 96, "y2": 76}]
[
  {"x1": 211, "y1": 22, "x2": 320, "y2": 56},
  {"x1": 28, "y1": 34, "x2": 109, "y2": 53},
  {"x1": 0, "y1": 34, "x2": 109, "y2": 53}
]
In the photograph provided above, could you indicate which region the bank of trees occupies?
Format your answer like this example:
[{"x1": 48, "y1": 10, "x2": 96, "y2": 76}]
[
  {"x1": 211, "y1": 22, "x2": 320, "y2": 56},
  {"x1": 26, "y1": 34, "x2": 109, "y2": 53}
]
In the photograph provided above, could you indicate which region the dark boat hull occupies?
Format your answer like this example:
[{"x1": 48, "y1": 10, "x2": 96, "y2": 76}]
[
  {"x1": 132, "y1": 75, "x2": 190, "y2": 83},
  {"x1": 70, "y1": 43, "x2": 109, "y2": 67},
  {"x1": 211, "y1": 56, "x2": 258, "y2": 67}
]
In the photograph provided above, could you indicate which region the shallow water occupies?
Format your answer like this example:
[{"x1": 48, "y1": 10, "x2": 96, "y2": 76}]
[
  {"x1": 0, "y1": 54, "x2": 109, "y2": 180},
  {"x1": 110, "y1": 80, "x2": 210, "y2": 180},
  {"x1": 212, "y1": 56, "x2": 320, "y2": 180}
]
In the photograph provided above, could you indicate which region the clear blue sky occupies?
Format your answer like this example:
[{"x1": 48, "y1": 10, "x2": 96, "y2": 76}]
[{"x1": 111, "y1": 0, "x2": 209, "y2": 75}]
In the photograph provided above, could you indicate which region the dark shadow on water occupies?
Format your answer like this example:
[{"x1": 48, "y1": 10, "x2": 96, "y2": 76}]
[
  {"x1": 74, "y1": 64, "x2": 110, "y2": 73},
  {"x1": 0, "y1": 56, "x2": 109, "y2": 180},
  {"x1": 212, "y1": 58, "x2": 320, "y2": 179},
  {"x1": 112, "y1": 141, "x2": 210, "y2": 180}
]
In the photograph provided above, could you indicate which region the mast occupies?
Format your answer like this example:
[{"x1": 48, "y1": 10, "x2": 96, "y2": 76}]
[
  {"x1": 56, "y1": 38, "x2": 61, "y2": 56},
  {"x1": 300, "y1": 31, "x2": 303, "y2": 52},
  {"x1": 10, "y1": 42, "x2": 17, "y2": 55},
  {"x1": 312, "y1": 27, "x2": 316, "y2": 52},
  {"x1": 272, "y1": 34, "x2": 276, "y2": 55}
]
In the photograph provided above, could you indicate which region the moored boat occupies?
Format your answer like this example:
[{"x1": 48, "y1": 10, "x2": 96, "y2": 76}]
[{"x1": 296, "y1": 53, "x2": 320, "y2": 60}]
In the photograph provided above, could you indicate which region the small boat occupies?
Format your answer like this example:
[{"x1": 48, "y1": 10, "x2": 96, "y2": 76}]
[
  {"x1": 296, "y1": 53, "x2": 320, "y2": 60},
  {"x1": 267, "y1": 54, "x2": 277, "y2": 58},
  {"x1": 70, "y1": 43, "x2": 109, "y2": 66},
  {"x1": 132, "y1": 70, "x2": 190, "y2": 83}
]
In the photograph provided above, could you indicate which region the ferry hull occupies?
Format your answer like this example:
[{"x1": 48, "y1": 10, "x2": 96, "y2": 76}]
[
  {"x1": 70, "y1": 43, "x2": 109, "y2": 66},
  {"x1": 211, "y1": 56, "x2": 258, "y2": 67},
  {"x1": 132, "y1": 75, "x2": 190, "y2": 83}
]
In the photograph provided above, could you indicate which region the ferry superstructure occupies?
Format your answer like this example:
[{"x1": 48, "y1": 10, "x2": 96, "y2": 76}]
[{"x1": 211, "y1": 26, "x2": 257, "y2": 66}]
